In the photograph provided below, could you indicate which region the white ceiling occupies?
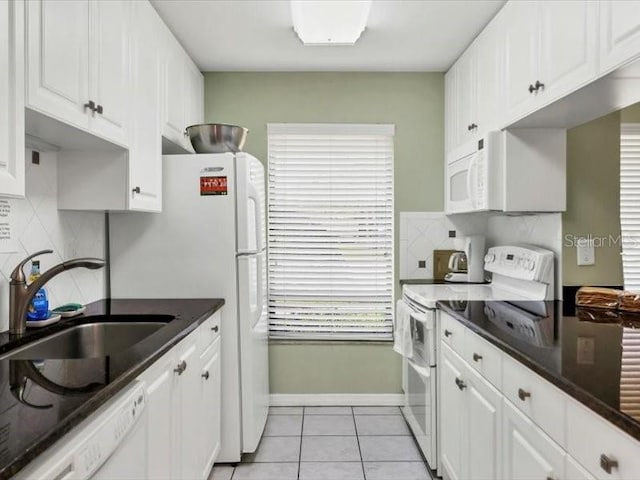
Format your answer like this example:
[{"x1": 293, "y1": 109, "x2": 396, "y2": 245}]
[{"x1": 151, "y1": 0, "x2": 506, "y2": 72}]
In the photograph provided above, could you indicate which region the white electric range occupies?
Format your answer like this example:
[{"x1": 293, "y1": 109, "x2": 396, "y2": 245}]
[{"x1": 398, "y1": 245, "x2": 555, "y2": 474}]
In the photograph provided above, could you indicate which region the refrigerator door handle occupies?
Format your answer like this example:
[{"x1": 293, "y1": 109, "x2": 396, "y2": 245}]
[{"x1": 238, "y1": 181, "x2": 264, "y2": 254}]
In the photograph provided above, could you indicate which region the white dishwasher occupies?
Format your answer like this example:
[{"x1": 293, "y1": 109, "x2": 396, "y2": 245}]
[{"x1": 15, "y1": 381, "x2": 148, "y2": 480}]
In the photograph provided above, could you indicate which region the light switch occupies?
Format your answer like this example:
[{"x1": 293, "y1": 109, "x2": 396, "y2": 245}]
[{"x1": 576, "y1": 238, "x2": 595, "y2": 266}]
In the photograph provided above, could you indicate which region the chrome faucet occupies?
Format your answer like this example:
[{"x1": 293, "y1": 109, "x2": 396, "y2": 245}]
[{"x1": 9, "y1": 250, "x2": 105, "y2": 335}]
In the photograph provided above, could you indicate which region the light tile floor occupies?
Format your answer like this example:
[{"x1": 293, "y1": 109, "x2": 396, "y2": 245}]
[{"x1": 209, "y1": 406, "x2": 432, "y2": 480}]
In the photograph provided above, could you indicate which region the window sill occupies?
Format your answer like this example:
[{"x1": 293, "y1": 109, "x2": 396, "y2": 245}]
[{"x1": 269, "y1": 338, "x2": 393, "y2": 346}]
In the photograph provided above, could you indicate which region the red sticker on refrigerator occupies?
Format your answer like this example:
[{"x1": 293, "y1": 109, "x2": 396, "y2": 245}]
[{"x1": 200, "y1": 176, "x2": 228, "y2": 196}]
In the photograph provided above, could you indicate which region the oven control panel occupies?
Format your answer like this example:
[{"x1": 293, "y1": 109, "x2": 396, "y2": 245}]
[{"x1": 483, "y1": 245, "x2": 554, "y2": 283}]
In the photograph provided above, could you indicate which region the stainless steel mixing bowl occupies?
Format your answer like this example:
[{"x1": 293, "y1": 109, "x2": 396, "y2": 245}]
[{"x1": 185, "y1": 123, "x2": 249, "y2": 153}]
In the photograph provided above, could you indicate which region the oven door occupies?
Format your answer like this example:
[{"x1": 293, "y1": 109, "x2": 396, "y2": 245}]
[
  {"x1": 403, "y1": 359, "x2": 437, "y2": 470},
  {"x1": 409, "y1": 309, "x2": 436, "y2": 368}
]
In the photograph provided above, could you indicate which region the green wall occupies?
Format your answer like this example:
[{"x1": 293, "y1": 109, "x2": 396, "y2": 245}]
[
  {"x1": 563, "y1": 102, "x2": 640, "y2": 287},
  {"x1": 204, "y1": 72, "x2": 444, "y2": 394}
]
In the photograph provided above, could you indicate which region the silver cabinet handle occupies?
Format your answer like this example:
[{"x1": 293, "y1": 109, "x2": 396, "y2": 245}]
[
  {"x1": 455, "y1": 377, "x2": 467, "y2": 391},
  {"x1": 534, "y1": 80, "x2": 545, "y2": 91},
  {"x1": 174, "y1": 360, "x2": 187, "y2": 375},
  {"x1": 96, "y1": 104, "x2": 103, "y2": 114},
  {"x1": 132, "y1": 186, "x2": 141, "y2": 194},
  {"x1": 600, "y1": 454, "x2": 619, "y2": 474},
  {"x1": 84, "y1": 100, "x2": 96, "y2": 112},
  {"x1": 444, "y1": 329, "x2": 453, "y2": 337},
  {"x1": 473, "y1": 353, "x2": 483, "y2": 362},
  {"x1": 202, "y1": 371, "x2": 210, "y2": 380},
  {"x1": 528, "y1": 84, "x2": 536, "y2": 93},
  {"x1": 211, "y1": 325, "x2": 219, "y2": 332},
  {"x1": 518, "y1": 388, "x2": 531, "y2": 401}
]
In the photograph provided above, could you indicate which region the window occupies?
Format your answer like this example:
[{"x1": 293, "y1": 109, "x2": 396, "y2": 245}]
[
  {"x1": 267, "y1": 123, "x2": 394, "y2": 340},
  {"x1": 620, "y1": 123, "x2": 640, "y2": 420}
]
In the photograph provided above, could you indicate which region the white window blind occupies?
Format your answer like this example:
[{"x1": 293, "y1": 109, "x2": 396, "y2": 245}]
[
  {"x1": 620, "y1": 124, "x2": 640, "y2": 421},
  {"x1": 267, "y1": 123, "x2": 394, "y2": 340},
  {"x1": 621, "y1": 123, "x2": 640, "y2": 290}
]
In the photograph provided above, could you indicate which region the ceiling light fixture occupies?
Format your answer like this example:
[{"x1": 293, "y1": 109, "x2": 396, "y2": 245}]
[{"x1": 290, "y1": 0, "x2": 372, "y2": 46}]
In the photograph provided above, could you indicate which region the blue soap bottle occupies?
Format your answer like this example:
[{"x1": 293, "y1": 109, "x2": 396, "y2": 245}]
[{"x1": 26, "y1": 260, "x2": 49, "y2": 320}]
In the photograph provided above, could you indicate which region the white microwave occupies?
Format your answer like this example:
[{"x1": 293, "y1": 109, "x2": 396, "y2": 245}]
[{"x1": 445, "y1": 131, "x2": 503, "y2": 214}]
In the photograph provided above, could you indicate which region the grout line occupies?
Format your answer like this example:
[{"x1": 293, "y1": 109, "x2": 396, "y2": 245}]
[
  {"x1": 352, "y1": 406, "x2": 367, "y2": 480},
  {"x1": 297, "y1": 408, "x2": 304, "y2": 479}
]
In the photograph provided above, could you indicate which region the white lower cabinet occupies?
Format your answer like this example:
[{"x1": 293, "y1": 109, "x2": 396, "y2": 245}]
[
  {"x1": 200, "y1": 337, "x2": 222, "y2": 479},
  {"x1": 138, "y1": 311, "x2": 222, "y2": 480},
  {"x1": 502, "y1": 399, "x2": 565, "y2": 480},
  {"x1": 440, "y1": 343, "x2": 501, "y2": 480},
  {"x1": 438, "y1": 312, "x2": 640, "y2": 480}
]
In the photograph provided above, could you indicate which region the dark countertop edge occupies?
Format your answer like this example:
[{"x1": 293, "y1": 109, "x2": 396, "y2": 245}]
[
  {"x1": 1, "y1": 298, "x2": 225, "y2": 479},
  {"x1": 436, "y1": 301, "x2": 640, "y2": 443}
]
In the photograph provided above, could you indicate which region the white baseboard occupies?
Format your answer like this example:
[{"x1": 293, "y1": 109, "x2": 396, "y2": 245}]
[{"x1": 270, "y1": 393, "x2": 404, "y2": 406}]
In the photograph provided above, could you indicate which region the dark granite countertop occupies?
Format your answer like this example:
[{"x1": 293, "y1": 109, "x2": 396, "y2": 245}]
[
  {"x1": 437, "y1": 300, "x2": 640, "y2": 442},
  {"x1": 0, "y1": 298, "x2": 224, "y2": 479}
]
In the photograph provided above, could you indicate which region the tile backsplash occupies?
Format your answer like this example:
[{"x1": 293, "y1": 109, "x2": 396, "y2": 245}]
[
  {"x1": 0, "y1": 149, "x2": 106, "y2": 331},
  {"x1": 399, "y1": 212, "x2": 488, "y2": 279}
]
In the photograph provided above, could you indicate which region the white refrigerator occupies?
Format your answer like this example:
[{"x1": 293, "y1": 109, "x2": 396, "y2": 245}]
[{"x1": 109, "y1": 152, "x2": 269, "y2": 462}]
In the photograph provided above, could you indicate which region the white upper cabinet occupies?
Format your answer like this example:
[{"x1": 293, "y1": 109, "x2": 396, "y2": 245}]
[
  {"x1": 444, "y1": 67, "x2": 456, "y2": 155},
  {"x1": 89, "y1": 0, "x2": 130, "y2": 146},
  {"x1": 161, "y1": 32, "x2": 204, "y2": 153},
  {"x1": 26, "y1": 0, "x2": 91, "y2": 131},
  {"x1": 475, "y1": 19, "x2": 504, "y2": 136},
  {"x1": 26, "y1": 0, "x2": 131, "y2": 147},
  {"x1": 502, "y1": 0, "x2": 597, "y2": 124},
  {"x1": 0, "y1": 0, "x2": 25, "y2": 198},
  {"x1": 537, "y1": 1, "x2": 598, "y2": 106},
  {"x1": 454, "y1": 48, "x2": 477, "y2": 147},
  {"x1": 128, "y1": 0, "x2": 162, "y2": 212},
  {"x1": 599, "y1": 1, "x2": 640, "y2": 74}
]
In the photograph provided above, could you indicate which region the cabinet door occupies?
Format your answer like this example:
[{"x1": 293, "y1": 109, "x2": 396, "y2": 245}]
[
  {"x1": 139, "y1": 353, "x2": 176, "y2": 480},
  {"x1": 466, "y1": 367, "x2": 502, "y2": 480},
  {"x1": 184, "y1": 60, "x2": 204, "y2": 152},
  {"x1": 475, "y1": 19, "x2": 504, "y2": 133},
  {"x1": 129, "y1": 0, "x2": 162, "y2": 212},
  {"x1": 599, "y1": 1, "x2": 640, "y2": 74},
  {"x1": 26, "y1": 0, "x2": 90, "y2": 129},
  {"x1": 502, "y1": 0, "x2": 539, "y2": 123},
  {"x1": 565, "y1": 455, "x2": 596, "y2": 480},
  {"x1": 0, "y1": 0, "x2": 25, "y2": 197},
  {"x1": 89, "y1": 0, "x2": 129, "y2": 146},
  {"x1": 200, "y1": 337, "x2": 222, "y2": 479},
  {"x1": 455, "y1": 49, "x2": 477, "y2": 146},
  {"x1": 440, "y1": 343, "x2": 467, "y2": 480},
  {"x1": 444, "y1": 67, "x2": 457, "y2": 154},
  {"x1": 538, "y1": 0, "x2": 598, "y2": 106},
  {"x1": 174, "y1": 339, "x2": 201, "y2": 480},
  {"x1": 502, "y1": 400, "x2": 565, "y2": 480},
  {"x1": 162, "y1": 37, "x2": 187, "y2": 146}
]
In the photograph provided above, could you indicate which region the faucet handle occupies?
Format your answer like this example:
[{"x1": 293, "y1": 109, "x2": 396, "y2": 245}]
[{"x1": 10, "y1": 249, "x2": 53, "y2": 283}]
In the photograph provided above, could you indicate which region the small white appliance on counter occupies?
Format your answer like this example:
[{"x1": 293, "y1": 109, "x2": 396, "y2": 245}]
[
  {"x1": 109, "y1": 152, "x2": 268, "y2": 462},
  {"x1": 445, "y1": 236, "x2": 485, "y2": 283},
  {"x1": 398, "y1": 244, "x2": 555, "y2": 474}
]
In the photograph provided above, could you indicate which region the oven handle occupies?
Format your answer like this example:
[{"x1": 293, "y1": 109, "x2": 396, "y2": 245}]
[
  {"x1": 409, "y1": 310, "x2": 434, "y2": 329},
  {"x1": 407, "y1": 358, "x2": 432, "y2": 378}
]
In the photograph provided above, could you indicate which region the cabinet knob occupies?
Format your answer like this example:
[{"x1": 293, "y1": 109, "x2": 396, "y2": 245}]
[
  {"x1": 534, "y1": 80, "x2": 545, "y2": 91},
  {"x1": 96, "y1": 104, "x2": 104, "y2": 114},
  {"x1": 473, "y1": 353, "x2": 483, "y2": 362},
  {"x1": 600, "y1": 454, "x2": 619, "y2": 474},
  {"x1": 174, "y1": 360, "x2": 187, "y2": 375},
  {"x1": 528, "y1": 84, "x2": 536, "y2": 94},
  {"x1": 132, "y1": 186, "x2": 141, "y2": 194},
  {"x1": 202, "y1": 371, "x2": 210, "y2": 380},
  {"x1": 455, "y1": 377, "x2": 467, "y2": 391},
  {"x1": 211, "y1": 325, "x2": 219, "y2": 332},
  {"x1": 444, "y1": 329, "x2": 453, "y2": 337},
  {"x1": 518, "y1": 388, "x2": 531, "y2": 401},
  {"x1": 84, "y1": 100, "x2": 96, "y2": 112}
]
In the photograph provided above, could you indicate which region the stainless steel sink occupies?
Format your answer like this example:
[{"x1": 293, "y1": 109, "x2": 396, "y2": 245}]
[{"x1": 2, "y1": 316, "x2": 173, "y2": 360}]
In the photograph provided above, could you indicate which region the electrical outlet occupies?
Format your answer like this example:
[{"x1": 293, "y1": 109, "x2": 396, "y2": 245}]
[
  {"x1": 418, "y1": 260, "x2": 426, "y2": 268},
  {"x1": 576, "y1": 238, "x2": 595, "y2": 266}
]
